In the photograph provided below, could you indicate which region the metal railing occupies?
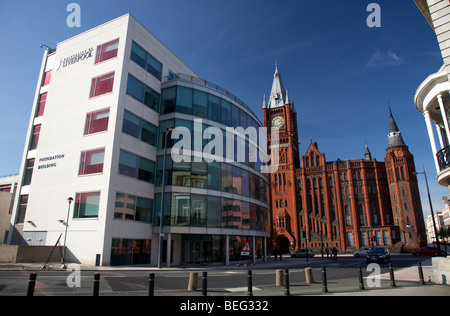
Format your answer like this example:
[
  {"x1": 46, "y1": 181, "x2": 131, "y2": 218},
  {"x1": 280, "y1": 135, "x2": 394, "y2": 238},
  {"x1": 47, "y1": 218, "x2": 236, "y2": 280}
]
[
  {"x1": 163, "y1": 73, "x2": 258, "y2": 119},
  {"x1": 437, "y1": 146, "x2": 450, "y2": 172}
]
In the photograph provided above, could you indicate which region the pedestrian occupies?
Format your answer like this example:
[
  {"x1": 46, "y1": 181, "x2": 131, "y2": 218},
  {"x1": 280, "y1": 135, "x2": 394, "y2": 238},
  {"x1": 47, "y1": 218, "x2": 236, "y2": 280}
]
[
  {"x1": 325, "y1": 247, "x2": 329, "y2": 259},
  {"x1": 333, "y1": 247, "x2": 338, "y2": 260}
]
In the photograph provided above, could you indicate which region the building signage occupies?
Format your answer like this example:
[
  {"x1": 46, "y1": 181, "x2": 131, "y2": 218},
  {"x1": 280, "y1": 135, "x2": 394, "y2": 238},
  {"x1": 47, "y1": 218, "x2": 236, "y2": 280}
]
[
  {"x1": 56, "y1": 47, "x2": 94, "y2": 71},
  {"x1": 37, "y1": 154, "x2": 65, "y2": 170}
]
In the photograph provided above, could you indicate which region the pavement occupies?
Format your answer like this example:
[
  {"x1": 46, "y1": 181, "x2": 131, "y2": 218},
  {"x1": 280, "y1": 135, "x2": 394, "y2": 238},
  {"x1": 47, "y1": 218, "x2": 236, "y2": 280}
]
[{"x1": 0, "y1": 255, "x2": 449, "y2": 296}]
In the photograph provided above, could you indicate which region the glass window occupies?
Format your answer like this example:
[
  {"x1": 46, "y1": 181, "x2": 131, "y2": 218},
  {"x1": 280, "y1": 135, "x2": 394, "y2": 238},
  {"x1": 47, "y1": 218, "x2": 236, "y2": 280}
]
[
  {"x1": 138, "y1": 156, "x2": 155, "y2": 183},
  {"x1": 161, "y1": 86, "x2": 176, "y2": 114},
  {"x1": 90, "y1": 72, "x2": 114, "y2": 98},
  {"x1": 36, "y1": 93, "x2": 47, "y2": 117},
  {"x1": 207, "y1": 196, "x2": 222, "y2": 228},
  {"x1": 221, "y1": 198, "x2": 233, "y2": 228},
  {"x1": 191, "y1": 194, "x2": 207, "y2": 227},
  {"x1": 126, "y1": 74, "x2": 161, "y2": 112},
  {"x1": 85, "y1": 109, "x2": 109, "y2": 135},
  {"x1": 29, "y1": 125, "x2": 41, "y2": 150},
  {"x1": 193, "y1": 89, "x2": 208, "y2": 118},
  {"x1": 141, "y1": 121, "x2": 157, "y2": 147},
  {"x1": 114, "y1": 193, "x2": 136, "y2": 220},
  {"x1": 158, "y1": 119, "x2": 175, "y2": 149},
  {"x1": 74, "y1": 192, "x2": 100, "y2": 218},
  {"x1": 111, "y1": 238, "x2": 133, "y2": 266},
  {"x1": 122, "y1": 111, "x2": 157, "y2": 147},
  {"x1": 114, "y1": 193, "x2": 153, "y2": 223},
  {"x1": 191, "y1": 161, "x2": 207, "y2": 189},
  {"x1": 232, "y1": 166, "x2": 242, "y2": 195},
  {"x1": 176, "y1": 86, "x2": 193, "y2": 115},
  {"x1": 221, "y1": 163, "x2": 233, "y2": 193},
  {"x1": 144, "y1": 86, "x2": 160, "y2": 112},
  {"x1": 43, "y1": 71, "x2": 52, "y2": 86},
  {"x1": 23, "y1": 159, "x2": 35, "y2": 186},
  {"x1": 220, "y1": 100, "x2": 232, "y2": 126},
  {"x1": 207, "y1": 161, "x2": 221, "y2": 191},
  {"x1": 122, "y1": 110, "x2": 141, "y2": 139},
  {"x1": 79, "y1": 149, "x2": 105, "y2": 175},
  {"x1": 172, "y1": 160, "x2": 191, "y2": 187},
  {"x1": 96, "y1": 38, "x2": 119, "y2": 64},
  {"x1": 130, "y1": 41, "x2": 147, "y2": 68},
  {"x1": 118, "y1": 150, "x2": 138, "y2": 178},
  {"x1": 126, "y1": 74, "x2": 145, "y2": 102},
  {"x1": 130, "y1": 41, "x2": 162, "y2": 80},
  {"x1": 171, "y1": 193, "x2": 190, "y2": 226},
  {"x1": 208, "y1": 94, "x2": 221, "y2": 122},
  {"x1": 16, "y1": 195, "x2": 28, "y2": 224},
  {"x1": 136, "y1": 197, "x2": 153, "y2": 223}
]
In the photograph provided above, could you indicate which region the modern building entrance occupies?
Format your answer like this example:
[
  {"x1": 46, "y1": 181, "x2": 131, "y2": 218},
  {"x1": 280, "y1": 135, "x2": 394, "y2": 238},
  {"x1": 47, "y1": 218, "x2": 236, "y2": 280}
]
[{"x1": 181, "y1": 235, "x2": 213, "y2": 264}]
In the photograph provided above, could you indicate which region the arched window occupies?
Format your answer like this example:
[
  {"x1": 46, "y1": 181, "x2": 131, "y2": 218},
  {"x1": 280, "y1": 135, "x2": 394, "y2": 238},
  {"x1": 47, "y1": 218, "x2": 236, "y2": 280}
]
[
  {"x1": 345, "y1": 205, "x2": 351, "y2": 226},
  {"x1": 358, "y1": 205, "x2": 365, "y2": 226}
]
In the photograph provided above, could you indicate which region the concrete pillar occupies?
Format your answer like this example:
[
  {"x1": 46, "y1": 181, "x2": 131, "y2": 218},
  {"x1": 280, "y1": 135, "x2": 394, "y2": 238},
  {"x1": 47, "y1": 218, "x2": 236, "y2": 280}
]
[{"x1": 424, "y1": 110, "x2": 440, "y2": 173}]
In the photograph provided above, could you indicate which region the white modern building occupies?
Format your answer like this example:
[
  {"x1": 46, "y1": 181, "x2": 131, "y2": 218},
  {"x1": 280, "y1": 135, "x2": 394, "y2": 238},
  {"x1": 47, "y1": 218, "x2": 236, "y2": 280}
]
[
  {"x1": 415, "y1": 0, "x2": 450, "y2": 189},
  {"x1": 8, "y1": 14, "x2": 270, "y2": 266}
]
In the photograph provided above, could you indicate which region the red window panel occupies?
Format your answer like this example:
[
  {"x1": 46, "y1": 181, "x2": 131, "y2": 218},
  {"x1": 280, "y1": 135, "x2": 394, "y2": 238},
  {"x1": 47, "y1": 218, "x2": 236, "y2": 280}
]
[
  {"x1": 36, "y1": 93, "x2": 47, "y2": 117},
  {"x1": 85, "y1": 109, "x2": 110, "y2": 135},
  {"x1": 95, "y1": 39, "x2": 119, "y2": 64},
  {"x1": 90, "y1": 72, "x2": 115, "y2": 98},
  {"x1": 43, "y1": 71, "x2": 52, "y2": 86},
  {"x1": 30, "y1": 125, "x2": 41, "y2": 150},
  {"x1": 79, "y1": 149, "x2": 105, "y2": 175}
]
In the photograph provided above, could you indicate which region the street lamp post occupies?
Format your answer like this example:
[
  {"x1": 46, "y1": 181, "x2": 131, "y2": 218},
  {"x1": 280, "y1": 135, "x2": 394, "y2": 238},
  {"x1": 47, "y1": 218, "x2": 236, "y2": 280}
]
[
  {"x1": 61, "y1": 197, "x2": 73, "y2": 269},
  {"x1": 158, "y1": 128, "x2": 173, "y2": 269},
  {"x1": 414, "y1": 168, "x2": 443, "y2": 255}
]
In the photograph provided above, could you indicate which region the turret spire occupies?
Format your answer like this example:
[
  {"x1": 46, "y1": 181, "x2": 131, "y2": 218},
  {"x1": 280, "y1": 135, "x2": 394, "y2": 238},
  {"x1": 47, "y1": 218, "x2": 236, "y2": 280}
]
[{"x1": 388, "y1": 106, "x2": 407, "y2": 148}]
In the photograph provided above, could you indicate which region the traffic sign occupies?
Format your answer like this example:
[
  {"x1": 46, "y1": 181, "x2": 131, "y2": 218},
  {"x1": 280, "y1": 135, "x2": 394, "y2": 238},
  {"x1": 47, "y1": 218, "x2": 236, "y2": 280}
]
[{"x1": 241, "y1": 242, "x2": 251, "y2": 256}]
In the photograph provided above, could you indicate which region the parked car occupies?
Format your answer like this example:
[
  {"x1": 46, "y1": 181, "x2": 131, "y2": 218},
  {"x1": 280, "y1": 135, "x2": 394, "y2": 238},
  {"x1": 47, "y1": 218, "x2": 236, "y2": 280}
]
[
  {"x1": 353, "y1": 247, "x2": 371, "y2": 257},
  {"x1": 366, "y1": 248, "x2": 391, "y2": 263},
  {"x1": 291, "y1": 249, "x2": 315, "y2": 258},
  {"x1": 412, "y1": 247, "x2": 447, "y2": 257}
]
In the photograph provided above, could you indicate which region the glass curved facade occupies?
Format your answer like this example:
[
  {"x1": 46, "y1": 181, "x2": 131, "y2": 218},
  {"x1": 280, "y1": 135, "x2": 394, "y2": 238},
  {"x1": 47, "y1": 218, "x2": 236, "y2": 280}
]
[{"x1": 155, "y1": 81, "x2": 270, "y2": 264}]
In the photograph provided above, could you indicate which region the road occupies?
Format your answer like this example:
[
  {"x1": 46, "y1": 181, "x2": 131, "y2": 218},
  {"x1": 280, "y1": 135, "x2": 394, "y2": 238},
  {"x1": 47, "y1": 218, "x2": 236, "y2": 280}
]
[{"x1": 0, "y1": 254, "x2": 447, "y2": 296}]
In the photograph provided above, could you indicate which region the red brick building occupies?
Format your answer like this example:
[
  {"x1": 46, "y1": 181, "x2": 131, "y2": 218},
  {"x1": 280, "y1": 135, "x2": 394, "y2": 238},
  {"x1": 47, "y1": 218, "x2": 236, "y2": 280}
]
[{"x1": 263, "y1": 66, "x2": 426, "y2": 254}]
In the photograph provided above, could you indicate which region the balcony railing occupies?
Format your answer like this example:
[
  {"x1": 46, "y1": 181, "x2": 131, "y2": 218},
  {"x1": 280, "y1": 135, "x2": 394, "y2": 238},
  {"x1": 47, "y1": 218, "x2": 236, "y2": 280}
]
[
  {"x1": 437, "y1": 145, "x2": 450, "y2": 171},
  {"x1": 163, "y1": 73, "x2": 258, "y2": 119}
]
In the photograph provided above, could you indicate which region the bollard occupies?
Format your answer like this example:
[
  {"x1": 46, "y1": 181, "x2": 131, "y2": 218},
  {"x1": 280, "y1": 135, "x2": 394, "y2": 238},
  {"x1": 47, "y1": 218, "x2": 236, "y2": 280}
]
[
  {"x1": 389, "y1": 263, "x2": 396, "y2": 288},
  {"x1": 276, "y1": 269, "x2": 284, "y2": 286},
  {"x1": 305, "y1": 267, "x2": 314, "y2": 284},
  {"x1": 247, "y1": 270, "x2": 253, "y2": 297},
  {"x1": 27, "y1": 273, "x2": 37, "y2": 296},
  {"x1": 284, "y1": 269, "x2": 290, "y2": 296},
  {"x1": 358, "y1": 265, "x2": 365, "y2": 290},
  {"x1": 188, "y1": 272, "x2": 199, "y2": 292},
  {"x1": 149, "y1": 273, "x2": 155, "y2": 296},
  {"x1": 418, "y1": 262, "x2": 425, "y2": 285},
  {"x1": 322, "y1": 267, "x2": 328, "y2": 293},
  {"x1": 93, "y1": 273, "x2": 101, "y2": 296},
  {"x1": 202, "y1": 272, "x2": 207, "y2": 296}
]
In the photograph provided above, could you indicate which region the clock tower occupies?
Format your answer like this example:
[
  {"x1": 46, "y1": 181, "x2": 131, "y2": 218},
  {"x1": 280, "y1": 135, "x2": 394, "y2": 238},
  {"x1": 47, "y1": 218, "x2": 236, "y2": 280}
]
[{"x1": 262, "y1": 65, "x2": 301, "y2": 253}]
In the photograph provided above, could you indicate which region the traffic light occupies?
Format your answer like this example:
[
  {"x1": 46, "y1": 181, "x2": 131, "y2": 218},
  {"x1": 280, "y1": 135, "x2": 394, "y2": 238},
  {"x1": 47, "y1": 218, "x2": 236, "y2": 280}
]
[{"x1": 302, "y1": 227, "x2": 307, "y2": 239}]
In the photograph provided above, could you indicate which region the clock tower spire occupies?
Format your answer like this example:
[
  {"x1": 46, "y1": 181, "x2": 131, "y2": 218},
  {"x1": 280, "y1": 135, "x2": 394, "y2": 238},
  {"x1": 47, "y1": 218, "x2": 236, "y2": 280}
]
[{"x1": 263, "y1": 64, "x2": 301, "y2": 254}]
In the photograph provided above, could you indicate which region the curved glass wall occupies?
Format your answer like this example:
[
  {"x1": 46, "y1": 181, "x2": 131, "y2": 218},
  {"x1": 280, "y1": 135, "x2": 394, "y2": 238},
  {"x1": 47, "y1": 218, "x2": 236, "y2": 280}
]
[{"x1": 156, "y1": 84, "x2": 270, "y2": 235}]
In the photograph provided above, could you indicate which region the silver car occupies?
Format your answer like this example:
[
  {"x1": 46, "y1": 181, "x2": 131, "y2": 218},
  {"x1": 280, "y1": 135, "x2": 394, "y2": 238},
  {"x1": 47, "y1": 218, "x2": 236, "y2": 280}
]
[
  {"x1": 291, "y1": 249, "x2": 315, "y2": 258},
  {"x1": 353, "y1": 247, "x2": 371, "y2": 257}
]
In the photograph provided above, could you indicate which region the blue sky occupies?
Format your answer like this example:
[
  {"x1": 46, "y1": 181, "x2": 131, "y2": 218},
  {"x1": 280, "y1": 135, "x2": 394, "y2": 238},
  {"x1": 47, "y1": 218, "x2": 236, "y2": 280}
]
[{"x1": 0, "y1": 0, "x2": 448, "y2": 217}]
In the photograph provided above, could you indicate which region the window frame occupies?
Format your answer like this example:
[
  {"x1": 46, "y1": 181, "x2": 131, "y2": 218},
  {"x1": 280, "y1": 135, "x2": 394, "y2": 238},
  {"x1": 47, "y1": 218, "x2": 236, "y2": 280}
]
[
  {"x1": 95, "y1": 38, "x2": 119, "y2": 64},
  {"x1": 84, "y1": 108, "x2": 110, "y2": 135},
  {"x1": 79, "y1": 148, "x2": 105, "y2": 176},
  {"x1": 90, "y1": 72, "x2": 115, "y2": 98}
]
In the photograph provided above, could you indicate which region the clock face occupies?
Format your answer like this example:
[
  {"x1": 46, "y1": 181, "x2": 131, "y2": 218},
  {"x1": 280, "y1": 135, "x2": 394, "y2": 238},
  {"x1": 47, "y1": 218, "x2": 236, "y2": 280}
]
[{"x1": 272, "y1": 116, "x2": 284, "y2": 128}]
